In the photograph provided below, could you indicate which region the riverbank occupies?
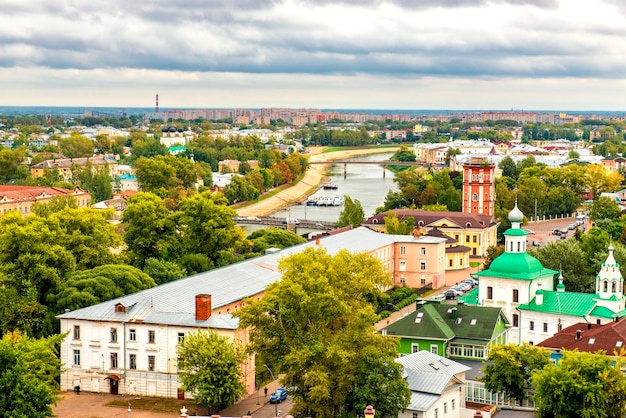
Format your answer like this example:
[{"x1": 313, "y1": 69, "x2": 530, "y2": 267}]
[{"x1": 235, "y1": 146, "x2": 400, "y2": 217}]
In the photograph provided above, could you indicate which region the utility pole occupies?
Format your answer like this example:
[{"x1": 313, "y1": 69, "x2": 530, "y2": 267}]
[{"x1": 265, "y1": 364, "x2": 278, "y2": 417}]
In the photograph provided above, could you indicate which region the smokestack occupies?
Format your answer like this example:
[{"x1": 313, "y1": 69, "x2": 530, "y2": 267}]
[
  {"x1": 156, "y1": 94, "x2": 159, "y2": 113},
  {"x1": 576, "y1": 330, "x2": 581, "y2": 340},
  {"x1": 195, "y1": 294, "x2": 212, "y2": 321}
]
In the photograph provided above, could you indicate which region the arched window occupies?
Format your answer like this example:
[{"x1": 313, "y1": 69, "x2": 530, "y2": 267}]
[
  {"x1": 604, "y1": 281, "x2": 608, "y2": 292},
  {"x1": 487, "y1": 286, "x2": 493, "y2": 300},
  {"x1": 612, "y1": 281, "x2": 617, "y2": 293}
]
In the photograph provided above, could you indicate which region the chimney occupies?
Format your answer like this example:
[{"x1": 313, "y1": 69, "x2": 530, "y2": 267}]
[
  {"x1": 195, "y1": 294, "x2": 212, "y2": 321},
  {"x1": 576, "y1": 330, "x2": 581, "y2": 340}
]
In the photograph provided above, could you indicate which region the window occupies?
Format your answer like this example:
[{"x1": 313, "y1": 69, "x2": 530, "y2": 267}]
[
  {"x1": 412, "y1": 343, "x2": 419, "y2": 353},
  {"x1": 466, "y1": 236, "x2": 470, "y2": 243},
  {"x1": 430, "y1": 344, "x2": 438, "y2": 354},
  {"x1": 148, "y1": 330, "x2": 155, "y2": 343},
  {"x1": 399, "y1": 259, "x2": 406, "y2": 271},
  {"x1": 73, "y1": 350, "x2": 81, "y2": 366},
  {"x1": 513, "y1": 289, "x2": 519, "y2": 303},
  {"x1": 129, "y1": 354, "x2": 137, "y2": 370},
  {"x1": 412, "y1": 413, "x2": 419, "y2": 418},
  {"x1": 435, "y1": 408, "x2": 439, "y2": 418},
  {"x1": 420, "y1": 261, "x2": 426, "y2": 271},
  {"x1": 473, "y1": 235, "x2": 477, "y2": 243},
  {"x1": 513, "y1": 314, "x2": 519, "y2": 327},
  {"x1": 487, "y1": 286, "x2": 493, "y2": 300},
  {"x1": 530, "y1": 321, "x2": 535, "y2": 331},
  {"x1": 129, "y1": 329, "x2": 136, "y2": 341},
  {"x1": 148, "y1": 355, "x2": 155, "y2": 371},
  {"x1": 73, "y1": 325, "x2": 80, "y2": 340},
  {"x1": 110, "y1": 353, "x2": 118, "y2": 369},
  {"x1": 472, "y1": 193, "x2": 478, "y2": 202},
  {"x1": 449, "y1": 259, "x2": 453, "y2": 267},
  {"x1": 420, "y1": 277, "x2": 426, "y2": 285},
  {"x1": 400, "y1": 246, "x2": 406, "y2": 255},
  {"x1": 444, "y1": 403, "x2": 447, "y2": 413},
  {"x1": 110, "y1": 328, "x2": 118, "y2": 343},
  {"x1": 543, "y1": 322, "x2": 548, "y2": 333},
  {"x1": 420, "y1": 247, "x2": 426, "y2": 255},
  {"x1": 178, "y1": 332, "x2": 185, "y2": 343},
  {"x1": 451, "y1": 399, "x2": 455, "y2": 410}
]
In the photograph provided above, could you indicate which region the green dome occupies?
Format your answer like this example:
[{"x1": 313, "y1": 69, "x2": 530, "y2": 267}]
[{"x1": 489, "y1": 252, "x2": 545, "y2": 276}]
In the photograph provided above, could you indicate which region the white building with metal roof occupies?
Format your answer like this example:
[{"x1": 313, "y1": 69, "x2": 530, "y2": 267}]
[
  {"x1": 396, "y1": 351, "x2": 473, "y2": 418},
  {"x1": 57, "y1": 227, "x2": 447, "y2": 400}
]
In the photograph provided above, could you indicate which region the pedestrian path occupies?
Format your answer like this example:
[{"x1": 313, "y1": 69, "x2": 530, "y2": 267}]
[{"x1": 219, "y1": 378, "x2": 283, "y2": 417}]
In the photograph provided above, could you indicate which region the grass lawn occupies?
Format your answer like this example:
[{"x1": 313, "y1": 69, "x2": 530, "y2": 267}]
[{"x1": 106, "y1": 396, "x2": 206, "y2": 415}]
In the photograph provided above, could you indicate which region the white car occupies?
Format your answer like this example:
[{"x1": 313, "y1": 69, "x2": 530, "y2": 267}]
[{"x1": 283, "y1": 217, "x2": 300, "y2": 224}]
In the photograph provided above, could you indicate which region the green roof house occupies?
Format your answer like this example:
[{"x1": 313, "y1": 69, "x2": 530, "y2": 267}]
[
  {"x1": 382, "y1": 300, "x2": 509, "y2": 360},
  {"x1": 473, "y1": 202, "x2": 626, "y2": 345}
]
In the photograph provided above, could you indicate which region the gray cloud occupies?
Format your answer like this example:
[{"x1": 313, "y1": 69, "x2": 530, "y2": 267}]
[{"x1": 0, "y1": 0, "x2": 624, "y2": 81}]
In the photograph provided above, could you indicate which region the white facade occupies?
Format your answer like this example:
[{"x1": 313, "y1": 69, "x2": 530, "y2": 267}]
[{"x1": 59, "y1": 317, "x2": 244, "y2": 399}]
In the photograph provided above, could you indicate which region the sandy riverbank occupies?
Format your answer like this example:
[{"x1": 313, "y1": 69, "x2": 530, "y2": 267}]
[{"x1": 235, "y1": 146, "x2": 400, "y2": 217}]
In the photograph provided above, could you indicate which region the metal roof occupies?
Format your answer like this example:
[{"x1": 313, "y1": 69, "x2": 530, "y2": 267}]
[
  {"x1": 407, "y1": 392, "x2": 439, "y2": 412},
  {"x1": 56, "y1": 227, "x2": 403, "y2": 327}
]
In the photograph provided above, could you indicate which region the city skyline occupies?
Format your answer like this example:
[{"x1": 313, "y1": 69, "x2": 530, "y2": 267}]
[{"x1": 2, "y1": 0, "x2": 626, "y2": 110}]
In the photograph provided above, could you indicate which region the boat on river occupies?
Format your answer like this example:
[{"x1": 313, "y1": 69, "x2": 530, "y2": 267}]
[{"x1": 322, "y1": 182, "x2": 338, "y2": 190}]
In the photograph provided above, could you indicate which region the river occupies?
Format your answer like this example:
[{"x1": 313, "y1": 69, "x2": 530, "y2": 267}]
[{"x1": 273, "y1": 153, "x2": 398, "y2": 222}]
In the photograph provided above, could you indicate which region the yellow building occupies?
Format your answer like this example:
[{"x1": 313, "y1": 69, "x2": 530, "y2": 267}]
[
  {"x1": 30, "y1": 156, "x2": 118, "y2": 182},
  {"x1": 0, "y1": 185, "x2": 91, "y2": 216}
]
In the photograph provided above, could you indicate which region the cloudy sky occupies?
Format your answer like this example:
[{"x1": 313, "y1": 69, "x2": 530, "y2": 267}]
[{"x1": 2, "y1": 0, "x2": 626, "y2": 110}]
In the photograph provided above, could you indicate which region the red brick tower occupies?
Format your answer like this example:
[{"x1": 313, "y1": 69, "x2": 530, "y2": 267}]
[{"x1": 462, "y1": 157, "x2": 496, "y2": 216}]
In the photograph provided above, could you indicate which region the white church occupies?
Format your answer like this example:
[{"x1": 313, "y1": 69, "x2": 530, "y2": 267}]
[{"x1": 466, "y1": 203, "x2": 626, "y2": 345}]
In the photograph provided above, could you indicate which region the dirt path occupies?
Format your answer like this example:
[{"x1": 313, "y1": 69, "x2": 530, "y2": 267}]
[{"x1": 235, "y1": 147, "x2": 400, "y2": 217}]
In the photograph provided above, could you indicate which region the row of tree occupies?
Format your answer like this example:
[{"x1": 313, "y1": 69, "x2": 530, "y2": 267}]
[{"x1": 483, "y1": 343, "x2": 626, "y2": 417}]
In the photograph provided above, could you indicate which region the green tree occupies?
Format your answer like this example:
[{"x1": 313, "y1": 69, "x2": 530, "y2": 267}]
[
  {"x1": 590, "y1": 196, "x2": 621, "y2": 221},
  {"x1": 483, "y1": 245, "x2": 505, "y2": 270},
  {"x1": 498, "y1": 156, "x2": 519, "y2": 181},
  {"x1": 58, "y1": 134, "x2": 94, "y2": 158},
  {"x1": 248, "y1": 228, "x2": 307, "y2": 254},
  {"x1": 142, "y1": 258, "x2": 187, "y2": 285},
  {"x1": 532, "y1": 350, "x2": 626, "y2": 417},
  {"x1": 121, "y1": 193, "x2": 178, "y2": 266},
  {"x1": 47, "y1": 265, "x2": 156, "y2": 312},
  {"x1": 384, "y1": 212, "x2": 415, "y2": 235},
  {"x1": 177, "y1": 330, "x2": 247, "y2": 412},
  {"x1": 530, "y1": 240, "x2": 593, "y2": 292},
  {"x1": 481, "y1": 343, "x2": 551, "y2": 403},
  {"x1": 0, "y1": 331, "x2": 63, "y2": 417},
  {"x1": 236, "y1": 247, "x2": 409, "y2": 418},
  {"x1": 336, "y1": 196, "x2": 365, "y2": 228}
]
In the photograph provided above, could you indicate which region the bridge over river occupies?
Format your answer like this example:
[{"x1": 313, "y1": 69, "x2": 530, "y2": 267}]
[
  {"x1": 234, "y1": 216, "x2": 337, "y2": 238},
  {"x1": 308, "y1": 159, "x2": 429, "y2": 178}
]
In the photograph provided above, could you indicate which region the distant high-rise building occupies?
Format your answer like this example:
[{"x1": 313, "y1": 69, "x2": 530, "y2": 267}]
[{"x1": 462, "y1": 157, "x2": 495, "y2": 216}]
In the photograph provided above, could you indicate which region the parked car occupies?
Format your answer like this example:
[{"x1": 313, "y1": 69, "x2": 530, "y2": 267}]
[
  {"x1": 270, "y1": 388, "x2": 288, "y2": 404},
  {"x1": 568, "y1": 223, "x2": 576, "y2": 230},
  {"x1": 444, "y1": 289, "x2": 457, "y2": 300},
  {"x1": 552, "y1": 229, "x2": 562, "y2": 236},
  {"x1": 283, "y1": 218, "x2": 300, "y2": 224},
  {"x1": 532, "y1": 240, "x2": 542, "y2": 247},
  {"x1": 449, "y1": 287, "x2": 465, "y2": 296}
]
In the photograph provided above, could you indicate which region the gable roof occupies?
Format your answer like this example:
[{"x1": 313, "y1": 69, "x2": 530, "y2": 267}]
[
  {"x1": 518, "y1": 291, "x2": 602, "y2": 317},
  {"x1": 397, "y1": 351, "x2": 470, "y2": 411},
  {"x1": 383, "y1": 300, "x2": 508, "y2": 342},
  {"x1": 56, "y1": 227, "x2": 418, "y2": 328},
  {"x1": 538, "y1": 319, "x2": 626, "y2": 354},
  {"x1": 363, "y1": 209, "x2": 498, "y2": 230}
]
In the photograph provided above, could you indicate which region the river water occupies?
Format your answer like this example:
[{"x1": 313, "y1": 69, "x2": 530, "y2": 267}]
[{"x1": 273, "y1": 153, "x2": 398, "y2": 222}]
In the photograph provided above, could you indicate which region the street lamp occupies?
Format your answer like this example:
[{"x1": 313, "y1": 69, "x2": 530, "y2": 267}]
[
  {"x1": 265, "y1": 364, "x2": 278, "y2": 418},
  {"x1": 364, "y1": 405, "x2": 375, "y2": 418}
]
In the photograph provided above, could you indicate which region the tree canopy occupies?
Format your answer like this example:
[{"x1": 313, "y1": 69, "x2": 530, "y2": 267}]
[
  {"x1": 336, "y1": 195, "x2": 365, "y2": 228},
  {"x1": 177, "y1": 330, "x2": 247, "y2": 412},
  {"x1": 235, "y1": 247, "x2": 410, "y2": 418}
]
